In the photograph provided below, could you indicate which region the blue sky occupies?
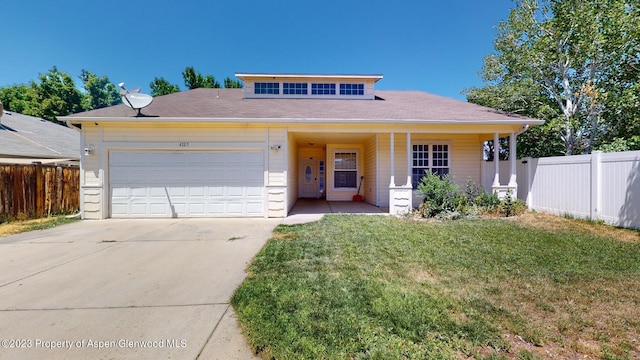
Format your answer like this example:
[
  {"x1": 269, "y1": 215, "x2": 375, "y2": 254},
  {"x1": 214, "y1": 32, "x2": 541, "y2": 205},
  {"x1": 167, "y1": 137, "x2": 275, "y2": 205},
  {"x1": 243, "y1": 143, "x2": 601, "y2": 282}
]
[{"x1": 1, "y1": 1, "x2": 513, "y2": 100}]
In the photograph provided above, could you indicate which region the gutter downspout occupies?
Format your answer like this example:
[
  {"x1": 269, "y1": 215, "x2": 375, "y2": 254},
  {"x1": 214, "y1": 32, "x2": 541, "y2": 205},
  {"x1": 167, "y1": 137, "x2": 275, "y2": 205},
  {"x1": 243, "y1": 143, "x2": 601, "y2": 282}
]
[{"x1": 65, "y1": 119, "x2": 81, "y2": 132}]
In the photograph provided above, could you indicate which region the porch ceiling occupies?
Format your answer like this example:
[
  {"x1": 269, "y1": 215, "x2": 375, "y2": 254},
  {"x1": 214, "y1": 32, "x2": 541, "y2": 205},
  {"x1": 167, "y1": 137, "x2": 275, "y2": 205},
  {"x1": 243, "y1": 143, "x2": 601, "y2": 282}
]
[{"x1": 291, "y1": 132, "x2": 375, "y2": 148}]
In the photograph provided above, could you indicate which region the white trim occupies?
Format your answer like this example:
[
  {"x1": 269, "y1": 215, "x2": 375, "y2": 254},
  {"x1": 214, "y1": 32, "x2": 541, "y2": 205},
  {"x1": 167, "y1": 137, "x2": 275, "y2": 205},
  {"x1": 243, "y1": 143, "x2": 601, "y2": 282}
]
[
  {"x1": 235, "y1": 73, "x2": 383, "y2": 81},
  {"x1": 331, "y1": 149, "x2": 360, "y2": 191},
  {"x1": 406, "y1": 132, "x2": 412, "y2": 187},
  {"x1": 390, "y1": 132, "x2": 395, "y2": 187},
  {"x1": 376, "y1": 134, "x2": 380, "y2": 206},
  {"x1": 102, "y1": 141, "x2": 264, "y2": 150},
  {"x1": 409, "y1": 140, "x2": 452, "y2": 188},
  {"x1": 99, "y1": 126, "x2": 107, "y2": 219},
  {"x1": 492, "y1": 133, "x2": 500, "y2": 187},
  {"x1": 65, "y1": 117, "x2": 545, "y2": 126},
  {"x1": 264, "y1": 128, "x2": 269, "y2": 218},
  {"x1": 508, "y1": 132, "x2": 517, "y2": 187}
]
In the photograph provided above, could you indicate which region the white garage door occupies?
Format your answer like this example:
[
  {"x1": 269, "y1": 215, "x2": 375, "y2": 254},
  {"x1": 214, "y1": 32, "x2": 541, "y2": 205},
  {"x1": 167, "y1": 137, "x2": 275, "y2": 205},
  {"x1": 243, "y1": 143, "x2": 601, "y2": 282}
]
[{"x1": 109, "y1": 151, "x2": 264, "y2": 218}]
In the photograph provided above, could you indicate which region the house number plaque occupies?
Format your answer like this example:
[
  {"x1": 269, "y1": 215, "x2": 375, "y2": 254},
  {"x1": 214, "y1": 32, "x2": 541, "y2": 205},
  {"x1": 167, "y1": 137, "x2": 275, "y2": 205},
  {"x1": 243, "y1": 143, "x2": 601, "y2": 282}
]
[{"x1": 179, "y1": 142, "x2": 189, "y2": 147}]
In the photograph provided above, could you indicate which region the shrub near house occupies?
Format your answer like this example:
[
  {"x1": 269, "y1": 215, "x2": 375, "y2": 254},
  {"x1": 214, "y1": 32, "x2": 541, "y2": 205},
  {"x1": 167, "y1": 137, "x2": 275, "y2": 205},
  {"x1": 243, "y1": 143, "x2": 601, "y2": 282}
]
[{"x1": 416, "y1": 172, "x2": 526, "y2": 219}]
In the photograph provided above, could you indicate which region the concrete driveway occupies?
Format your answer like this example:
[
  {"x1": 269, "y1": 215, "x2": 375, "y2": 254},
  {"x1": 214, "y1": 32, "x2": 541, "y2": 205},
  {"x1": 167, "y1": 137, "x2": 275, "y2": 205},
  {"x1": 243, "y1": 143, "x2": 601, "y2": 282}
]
[{"x1": 0, "y1": 218, "x2": 281, "y2": 360}]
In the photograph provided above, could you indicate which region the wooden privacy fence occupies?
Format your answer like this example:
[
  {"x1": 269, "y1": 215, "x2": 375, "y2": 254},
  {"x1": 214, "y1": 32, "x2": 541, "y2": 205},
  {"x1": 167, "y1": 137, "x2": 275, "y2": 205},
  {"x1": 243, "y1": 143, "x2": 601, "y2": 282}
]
[{"x1": 0, "y1": 163, "x2": 80, "y2": 220}]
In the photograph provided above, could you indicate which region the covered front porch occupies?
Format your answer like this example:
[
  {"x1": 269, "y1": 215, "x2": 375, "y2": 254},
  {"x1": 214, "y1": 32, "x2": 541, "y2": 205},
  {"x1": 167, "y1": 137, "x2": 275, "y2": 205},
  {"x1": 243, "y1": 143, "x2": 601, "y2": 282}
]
[{"x1": 282, "y1": 127, "x2": 523, "y2": 217}]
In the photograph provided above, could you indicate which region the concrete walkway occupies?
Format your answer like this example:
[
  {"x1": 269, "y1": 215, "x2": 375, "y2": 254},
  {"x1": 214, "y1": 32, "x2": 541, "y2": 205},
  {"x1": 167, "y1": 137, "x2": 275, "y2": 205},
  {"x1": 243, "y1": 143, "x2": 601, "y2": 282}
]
[
  {"x1": 282, "y1": 199, "x2": 387, "y2": 225},
  {"x1": 0, "y1": 218, "x2": 280, "y2": 360}
]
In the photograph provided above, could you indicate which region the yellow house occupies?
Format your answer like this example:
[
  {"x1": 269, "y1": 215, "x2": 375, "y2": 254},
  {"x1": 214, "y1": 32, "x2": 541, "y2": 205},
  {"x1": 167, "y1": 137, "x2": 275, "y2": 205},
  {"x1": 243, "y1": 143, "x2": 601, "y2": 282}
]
[{"x1": 62, "y1": 73, "x2": 543, "y2": 219}]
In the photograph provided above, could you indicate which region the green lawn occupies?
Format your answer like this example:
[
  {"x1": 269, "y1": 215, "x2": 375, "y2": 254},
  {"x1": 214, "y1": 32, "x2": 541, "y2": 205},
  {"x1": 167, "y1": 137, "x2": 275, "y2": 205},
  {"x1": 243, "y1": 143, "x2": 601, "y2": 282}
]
[{"x1": 232, "y1": 214, "x2": 640, "y2": 360}]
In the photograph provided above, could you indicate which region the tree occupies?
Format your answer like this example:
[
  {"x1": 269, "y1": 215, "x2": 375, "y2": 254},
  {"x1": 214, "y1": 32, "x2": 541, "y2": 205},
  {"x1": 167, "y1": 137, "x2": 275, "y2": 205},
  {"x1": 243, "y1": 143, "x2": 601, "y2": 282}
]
[
  {"x1": 79, "y1": 69, "x2": 120, "y2": 110},
  {"x1": 467, "y1": 0, "x2": 640, "y2": 156},
  {"x1": 149, "y1": 77, "x2": 180, "y2": 97},
  {"x1": 223, "y1": 77, "x2": 243, "y2": 88},
  {"x1": 182, "y1": 66, "x2": 220, "y2": 89},
  {"x1": 0, "y1": 84, "x2": 38, "y2": 115},
  {"x1": 31, "y1": 66, "x2": 84, "y2": 122}
]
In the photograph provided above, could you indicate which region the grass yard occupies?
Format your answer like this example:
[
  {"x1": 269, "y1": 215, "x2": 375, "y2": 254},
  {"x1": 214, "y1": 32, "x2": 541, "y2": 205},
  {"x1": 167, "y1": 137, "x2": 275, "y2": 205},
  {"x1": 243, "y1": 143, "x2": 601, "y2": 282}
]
[
  {"x1": 232, "y1": 213, "x2": 640, "y2": 359},
  {"x1": 0, "y1": 215, "x2": 79, "y2": 237}
]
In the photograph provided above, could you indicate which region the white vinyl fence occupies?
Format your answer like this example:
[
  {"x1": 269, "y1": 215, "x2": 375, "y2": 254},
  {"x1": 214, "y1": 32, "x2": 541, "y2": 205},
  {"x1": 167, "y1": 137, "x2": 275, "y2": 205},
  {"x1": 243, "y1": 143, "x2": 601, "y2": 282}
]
[{"x1": 482, "y1": 150, "x2": 640, "y2": 229}]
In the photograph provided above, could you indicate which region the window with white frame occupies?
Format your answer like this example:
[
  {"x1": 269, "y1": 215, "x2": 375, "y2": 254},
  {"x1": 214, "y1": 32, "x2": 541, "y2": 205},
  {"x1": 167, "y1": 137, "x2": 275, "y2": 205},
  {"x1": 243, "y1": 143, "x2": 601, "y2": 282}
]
[
  {"x1": 412, "y1": 143, "x2": 450, "y2": 188},
  {"x1": 311, "y1": 83, "x2": 336, "y2": 95},
  {"x1": 254, "y1": 82, "x2": 279, "y2": 94},
  {"x1": 283, "y1": 82, "x2": 308, "y2": 95},
  {"x1": 334, "y1": 151, "x2": 357, "y2": 188},
  {"x1": 339, "y1": 83, "x2": 364, "y2": 95}
]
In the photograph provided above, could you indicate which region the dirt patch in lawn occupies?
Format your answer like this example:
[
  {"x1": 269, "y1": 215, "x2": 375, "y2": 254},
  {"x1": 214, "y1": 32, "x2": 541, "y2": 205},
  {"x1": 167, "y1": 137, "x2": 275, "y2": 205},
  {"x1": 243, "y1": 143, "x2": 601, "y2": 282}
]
[
  {"x1": 0, "y1": 218, "x2": 52, "y2": 237},
  {"x1": 512, "y1": 212, "x2": 639, "y2": 243}
]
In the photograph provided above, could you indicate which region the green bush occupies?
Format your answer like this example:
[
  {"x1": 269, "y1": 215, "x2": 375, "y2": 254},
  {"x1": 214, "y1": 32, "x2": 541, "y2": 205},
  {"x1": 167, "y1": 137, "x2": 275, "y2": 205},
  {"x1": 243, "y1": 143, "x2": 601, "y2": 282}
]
[
  {"x1": 417, "y1": 172, "x2": 467, "y2": 218},
  {"x1": 497, "y1": 191, "x2": 528, "y2": 217},
  {"x1": 416, "y1": 174, "x2": 525, "y2": 219},
  {"x1": 465, "y1": 178, "x2": 500, "y2": 208}
]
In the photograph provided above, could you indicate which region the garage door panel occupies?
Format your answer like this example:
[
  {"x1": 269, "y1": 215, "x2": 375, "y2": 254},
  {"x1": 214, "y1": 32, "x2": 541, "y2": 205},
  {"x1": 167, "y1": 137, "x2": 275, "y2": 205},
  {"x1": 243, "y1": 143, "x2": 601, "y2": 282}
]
[
  {"x1": 246, "y1": 202, "x2": 264, "y2": 214},
  {"x1": 130, "y1": 187, "x2": 147, "y2": 197},
  {"x1": 208, "y1": 187, "x2": 224, "y2": 196},
  {"x1": 110, "y1": 150, "x2": 264, "y2": 218},
  {"x1": 247, "y1": 186, "x2": 264, "y2": 196},
  {"x1": 227, "y1": 203, "x2": 244, "y2": 214}
]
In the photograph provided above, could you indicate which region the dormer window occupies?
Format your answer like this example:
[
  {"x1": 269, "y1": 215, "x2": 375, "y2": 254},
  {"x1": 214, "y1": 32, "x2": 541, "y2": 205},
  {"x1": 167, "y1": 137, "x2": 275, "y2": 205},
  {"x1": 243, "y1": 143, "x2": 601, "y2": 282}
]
[
  {"x1": 340, "y1": 84, "x2": 364, "y2": 95},
  {"x1": 255, "y1": 82, "x2": 279, "y2": 95},
  {"x1": 283, "y1": 83, "x2": 308, "y2": 95},
  {"x1": 311, "y1": 83, "x2": 336, "y2": 95},
  {"x1": 237, "y1": 73, "x2": 383, "y2": 100}
]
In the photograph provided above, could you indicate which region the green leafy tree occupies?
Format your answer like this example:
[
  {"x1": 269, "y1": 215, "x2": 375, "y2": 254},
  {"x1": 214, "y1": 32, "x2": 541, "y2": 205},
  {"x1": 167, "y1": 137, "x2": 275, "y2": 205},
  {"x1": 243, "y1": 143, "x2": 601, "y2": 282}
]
[
  {"x1": 0, "y1": 84, "x2": 38, "y2": 115},
  {"x1": 31, "y1": 66, "x2": 84, "y2": 122},
  {"x1": 467, "y1": 0, "x2": 640, "y2": 155},
  {"x1": 149, "y1": 77, "x2": 180, "y2": 97},
  {"x1": 79, "y1": 69, "x2": 120, "y2": 110},
  {"x1": 223, "y1": 77, "x2": 243, "y2": 88},
  {"x1": 182, "y1": 66, "x2": 220, "y2": 89}
]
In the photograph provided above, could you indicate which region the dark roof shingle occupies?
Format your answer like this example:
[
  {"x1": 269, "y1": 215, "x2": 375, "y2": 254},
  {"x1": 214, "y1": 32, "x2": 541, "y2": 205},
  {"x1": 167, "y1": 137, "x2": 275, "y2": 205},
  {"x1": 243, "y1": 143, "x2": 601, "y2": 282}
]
[
  {"x1": 0, "y1": 111, "x2": 80, "y2": 159},
  {"x1": 66, "y1": 88, "x2": 542, "y2": 124}
]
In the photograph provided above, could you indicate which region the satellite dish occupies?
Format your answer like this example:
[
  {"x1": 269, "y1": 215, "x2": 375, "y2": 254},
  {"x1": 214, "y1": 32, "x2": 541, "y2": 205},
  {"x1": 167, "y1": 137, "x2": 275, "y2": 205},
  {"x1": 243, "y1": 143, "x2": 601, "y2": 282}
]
[
  {"x1": 122, "y1": 93, "x2": 153, "y2": 109},
  {"x1": 119, "y1": 82, "x2": 153, "y2": 117}
]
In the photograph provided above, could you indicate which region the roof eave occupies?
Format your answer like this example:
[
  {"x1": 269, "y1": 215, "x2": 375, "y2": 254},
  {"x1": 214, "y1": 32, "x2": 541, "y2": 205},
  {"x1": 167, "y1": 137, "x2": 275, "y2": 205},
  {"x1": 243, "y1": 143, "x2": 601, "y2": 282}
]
[
  {"x1": 61, "y1": 116, "x2": 544, "y2": 126},
  {"x1": 235, "y1": 73, "x2": 384, "y2": 82}
]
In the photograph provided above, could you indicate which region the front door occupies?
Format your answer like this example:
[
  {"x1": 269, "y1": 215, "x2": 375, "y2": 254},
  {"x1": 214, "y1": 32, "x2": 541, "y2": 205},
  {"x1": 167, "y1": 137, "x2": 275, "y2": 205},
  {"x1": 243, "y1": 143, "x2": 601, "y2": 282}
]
[{"x1": 299, "y1": 160, "x2": 318, "y2": 198}]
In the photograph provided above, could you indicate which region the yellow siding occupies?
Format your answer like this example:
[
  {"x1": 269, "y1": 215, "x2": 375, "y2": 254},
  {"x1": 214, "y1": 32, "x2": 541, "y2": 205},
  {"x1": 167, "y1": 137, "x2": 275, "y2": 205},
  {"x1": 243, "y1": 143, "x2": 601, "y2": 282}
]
[
  {"x1": 364, "y1": 136, "x2": 377, "y2": 205},
  {"x1": 299, "y1": 148, "x2": 325, "y2": 159},
  {"x1": 377, "y1": 133, "x2": 391, "y2": 206},
  {"x1": 268, "y1": 128, "x2": 286, "y2": 185},
  {"x1": 287, "y1": 131, "x2": 298, "y2": 212},
  {"x1": 101, "y1": 123, "x2": 266, "y2": 142},
  {"x1": 377, "y1": 133, "x2": 483, "y2": 207},
  {"x1": 81, "y1": 125, "x2": 102, "y2": 219},
  {"x1": 326, "y1": 143, "x2": 364, "y2": 201},
  {"x1": 411, "y1": 134, "x2": 483, "y2": 188}
]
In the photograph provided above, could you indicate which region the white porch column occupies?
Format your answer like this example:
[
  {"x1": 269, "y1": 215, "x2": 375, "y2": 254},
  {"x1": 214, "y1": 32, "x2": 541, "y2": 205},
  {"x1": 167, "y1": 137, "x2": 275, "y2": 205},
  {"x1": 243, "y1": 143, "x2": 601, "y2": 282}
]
[
  {"x1": 390, "y1": 132, "x2": 395, "y2": 186},
  {"x1": 406, "y1": 132, "x2": 412, "y2": 186},
  {"x1": 388, "y1": 132, "x2": 412, "y2": 215},
  {"x1": 492, "y1": 133, "x2": 500, "y2": 187},
  {"x1": 508, "y1": 132, "x2": 517, "y2": 187}
]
